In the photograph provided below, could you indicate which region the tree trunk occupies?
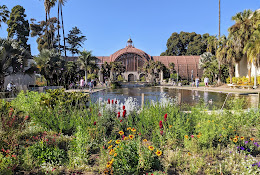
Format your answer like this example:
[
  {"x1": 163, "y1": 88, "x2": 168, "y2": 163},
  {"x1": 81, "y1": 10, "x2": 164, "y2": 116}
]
[
  {"x1": 60, "y1": 4, "x2": 66, "y2": 57},
  {"x1": 229, "y1": 66, "x2": 233, "y2": 84},
  {"x1": 58, "y1": 2, "x2": 60, "y2": 54},
  {"x1": 85, "y1": 69, "x2": 87, "y2": 83},
  {"x1": 248, "y1": 67, "x2": 251, "y2": 83},
  {"x1": 45, "y1": 12, "x2": 49, "y2": 49},
  {"x1": 218, "y1": 61, "x2": 221, "y2": 85},
  {"x1": 0, "y1": 74, "x2": 5, "y2": 91}
]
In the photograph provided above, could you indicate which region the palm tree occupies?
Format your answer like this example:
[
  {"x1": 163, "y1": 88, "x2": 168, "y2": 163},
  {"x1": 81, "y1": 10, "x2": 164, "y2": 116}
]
[
  {"x1": 0, "y1": 5, "x2": 9, "y2": 28},
  {"x1": 244, "y1": 29, "x2": 260, "y2": 88},
  {"x1": 78, "y1": 50, "x2": 96, "y2": 83},
  {"x1": 44, "y1": 0, "x2": 56, "y2": 49}
]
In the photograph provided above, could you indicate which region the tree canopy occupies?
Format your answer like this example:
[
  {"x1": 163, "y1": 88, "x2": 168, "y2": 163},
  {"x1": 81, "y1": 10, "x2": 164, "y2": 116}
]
[
  {"x1": 66, "y1": 26, "x2": 86, "y2": 56},
  {"x1": 0, "y1": 5, "x2": 9, "y2": 28},
  {"x1": 161, "y1": 32, "x2": 215, "y2": 56},
  {"x1": 7, "y1": 5, "x2": 30, "y2": 51}
]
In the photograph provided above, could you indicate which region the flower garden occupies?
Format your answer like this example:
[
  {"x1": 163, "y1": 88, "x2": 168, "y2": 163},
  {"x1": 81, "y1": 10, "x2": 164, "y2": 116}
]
[{"x1": 0, "y1": 89, "x2": 260, "y2": 174}]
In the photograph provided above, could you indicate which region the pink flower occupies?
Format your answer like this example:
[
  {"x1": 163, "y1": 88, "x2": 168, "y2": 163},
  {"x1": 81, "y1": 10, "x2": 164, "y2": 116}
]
[
  {"x1": 93, "y1": 121, "x2": 96, "y2": 125},
  {"x1": 12, "y1": 155, "x2": 17, "y2": 158},
  {"x1": 164, "y1": 113, "x2": 167, "y2": 122},
  {"x1": 160, "y1": 130, "x2": 163, "y2": 135},
  {"x1": 98, "y1": 113, "x2": 102, "y2": 116},
  {"x1": 191, "y1": 135, "x2": 194, "y2": 138},
  {"x1": 24, "y1": 115, "x2": 29, "y2": 121}
]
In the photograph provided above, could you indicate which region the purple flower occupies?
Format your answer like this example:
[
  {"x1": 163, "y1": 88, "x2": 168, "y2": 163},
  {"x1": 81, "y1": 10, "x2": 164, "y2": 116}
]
[
  {"x1": 237, "y1": 146, "x2": 240, "y2": 149},
  {"x1": 245, "y1": 141, "x2": 249, "y2": 144},
  {"x1": 247, "y1": 148, "x2": 251, "y2": 152},
  {"x1": 240, "y1": 146, "x2": 245, "y2": 151}
]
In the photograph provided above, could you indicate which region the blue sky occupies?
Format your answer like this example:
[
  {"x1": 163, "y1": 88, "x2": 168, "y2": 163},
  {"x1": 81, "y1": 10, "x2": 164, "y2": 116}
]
[{"x1": 1, "y1": 0, "x2": 260, "y2": 56}]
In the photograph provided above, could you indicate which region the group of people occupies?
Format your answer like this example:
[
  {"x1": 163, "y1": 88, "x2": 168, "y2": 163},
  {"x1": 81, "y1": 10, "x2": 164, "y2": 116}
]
[
  {"x1": 172, "y1": 77, "x2": 209, "y2": 88},
  {"x1": 79, "y1": 78, "x2": 95, "y2": 92}
]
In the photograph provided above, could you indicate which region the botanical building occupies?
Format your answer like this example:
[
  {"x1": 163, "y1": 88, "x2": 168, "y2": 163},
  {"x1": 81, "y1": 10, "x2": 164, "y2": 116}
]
[{"x1": 66, "y1": 38, "x2": 203, "y2": 82}]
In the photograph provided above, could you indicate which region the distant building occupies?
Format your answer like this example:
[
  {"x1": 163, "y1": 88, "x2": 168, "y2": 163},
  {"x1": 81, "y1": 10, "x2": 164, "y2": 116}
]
[{"x1": 65, "y1": 38, "x2": 203, "y2": 82}]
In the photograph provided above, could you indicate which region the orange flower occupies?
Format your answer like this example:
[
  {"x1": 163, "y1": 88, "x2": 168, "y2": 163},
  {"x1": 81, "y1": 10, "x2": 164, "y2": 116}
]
[
  {"x1": 129, "y1": 135, "x2": 134, "y2": 139},
  {"x1": 148, "y1": 146, "x2": 154, "y2": 151},
  {"x1": 233, "y1": 138, "x2": 238, "y2": 143},
  {"x1": 197, "y1": 135, "x2": 201, "y2": 138},
  {"x1": 124, "y1": 136, "x2": 129, "y2": 140},
  {"x1": 106, "y1": 161, "x2": 112, "y2": 168},
  {"x1": 155, "y1": 150, "x2": 162, "y2": 156},
  {"x1": 118, "y1": 131, "x2": 124, "y2": 135},
  {"x1": 143, "y1": 139, "x2": 148, "y2": 142},
  {"x1": 108, "y1": 145, "x2": 113, "y2": 149},
  {"x1": 127, "y1": 127, "x2": 131, "y2": 130},
  {"x1": 184, "y1": 135, "x2": 189, "y2": 139},
  {"x1": 240, "y1": 136, "x2": 245, "y2": 140},
  {"x1": 188, "y1": 152, "x2": 192, "y2": 156},
  {"x1": 109, "y1": 149, "x2": 115, "y2": 155},
  {"x1": 169, "y1": 125, "x2": 173, "y2": 128},
  {"x1": 114, "y1": 153, "x2": 117, "y2": 157},
  {"x1": 250, "y1": 138, "x2": 254, "y2": 141},
  {"x1": 108, "y1": 140, "x2": 112, "y2": 144},
  {"x1": 235, "y1": 135, "x2": 239, "y2": 139}
]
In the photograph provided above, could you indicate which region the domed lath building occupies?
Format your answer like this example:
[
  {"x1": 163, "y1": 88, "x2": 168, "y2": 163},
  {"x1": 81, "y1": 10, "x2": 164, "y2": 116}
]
[{"x1": 66, "y1": 38, "x2": 203, "y2": 82}]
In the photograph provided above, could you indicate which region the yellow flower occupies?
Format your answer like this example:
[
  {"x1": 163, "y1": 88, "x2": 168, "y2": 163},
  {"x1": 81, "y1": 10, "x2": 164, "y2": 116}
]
[
  {"x1": 184, "y1": 135, "x2": 189, "y2": 139},
  {"x1": 212, "y1": 120, "x2": 214, "y2": 122},
  {"x1": 219, "y1": 139, "x2": 221, "y2": 142},
  {"x1": 169, "y1": 125, "x2": 172, "y2": 128},
  {"x1": 119, "y1": 131, "x2": 124, "y2": 135},
  {"x1": 124, "y1": 136, "x2": 129, "y2": 140},
  {"x1": 106, "y1": 161, "x2": 112, "y2": 168},
  {"x1": 131, "y1": 128, "x2": 136, "y2": 132},
  {"x1": 222, "y1": 127, "x2": 225, "y2": 130},
  {"x1": 240, "y1": 136, "x2": 245, "y2": 140},
  {"x1": 208, "y1": 120, "x2": 211, "y2": 123},
  {"x1": 108, "y1": 140, "x2": 112, "y2": 144},
  {"x1": 228, "y1": 126, "x2": 232, "y2": 128},
  {"x1": 109, "y1": 149, "x2": 115, "y2": 155},
  {"x1": 143, "y1": 139, "x2": 148, "y2": 142},
  {"x1": 129, "y1": 135, "x2": 134, "y2": 140},
  {"x1": 108, "y1": 145, "x2": 113, "y2": 149},
  {"x1": 155, "y1": 150, "x2": 162, "y2": 156},
  {"x1": 115, "y1": 140, "x2": 121, "y2": 144},
  {"x1": 148, "y1": 146, "x2": 154, "y2": 151},
  {"x1": 235, "y1": 135, "x2": 239, "y2": 139},
  {"x1": 233, "y1": 138, "x2": 238, "y2": 143},
  {"x1": 188, "y1": 152, "x2": 192, "y2": 156},
  {"x1": 114, "y1": 153, "x2": 117, "y2": 157},
  {"x1": 127, "y1": 127, "x2": 131, "y2": 130}
]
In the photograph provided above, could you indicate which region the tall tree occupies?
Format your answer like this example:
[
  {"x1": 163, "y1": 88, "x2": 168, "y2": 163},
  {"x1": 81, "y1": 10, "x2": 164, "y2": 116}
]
[
  {"x1": 7, "y1": 5, "x2": 30, "y2": 51},
  {"x1": 30, "y1": 17, "x2": 59, "y2": 52},
  {"x1": 66, "y1": 26, "x2": 86, "y2": 56},
  {"x1": 58, "y1": 0, "x2": 67, "y2": 56},
  {"x1": 44, "y1": 0, "x2": 56, "y2": 49},
  {"x1": 0, "y1": 5, "x2": 9, "y2": 28}
]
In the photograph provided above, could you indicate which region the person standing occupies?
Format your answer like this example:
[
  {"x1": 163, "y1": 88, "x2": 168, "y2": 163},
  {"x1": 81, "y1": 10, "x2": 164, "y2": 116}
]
[
  {"x1": 80, "y1": 78, "x2": 85, "y2": 89},
  {"x1": 195, "y1": 77, "x2": 199, "y2": 88}
]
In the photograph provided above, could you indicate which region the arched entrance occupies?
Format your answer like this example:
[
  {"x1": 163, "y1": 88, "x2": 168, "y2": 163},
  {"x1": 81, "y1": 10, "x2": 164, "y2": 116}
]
[{"x1": 128, "y1": 74, "x2": 135, "y2": 82}]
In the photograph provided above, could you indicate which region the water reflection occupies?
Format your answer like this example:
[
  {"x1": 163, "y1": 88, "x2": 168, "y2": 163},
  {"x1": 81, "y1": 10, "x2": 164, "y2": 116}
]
[{"x1": 90, "y1": 87, "x2": 258, "y2": 109}]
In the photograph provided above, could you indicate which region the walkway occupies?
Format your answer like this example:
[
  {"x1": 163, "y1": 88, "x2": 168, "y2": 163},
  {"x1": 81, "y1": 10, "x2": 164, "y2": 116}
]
[{"x1": 156, "y1": 84, "x2": 260, "y2": 94}]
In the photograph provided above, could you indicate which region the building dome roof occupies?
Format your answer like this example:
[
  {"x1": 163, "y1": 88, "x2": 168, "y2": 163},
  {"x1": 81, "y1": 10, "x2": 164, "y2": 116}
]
[{"x1": 110, "y1": 46, "x2": 151, "y2": 62}]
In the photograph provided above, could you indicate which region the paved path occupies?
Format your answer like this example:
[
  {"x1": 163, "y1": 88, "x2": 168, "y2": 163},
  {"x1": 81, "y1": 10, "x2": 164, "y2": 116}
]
[
  {"x1": 156, "y1": 85, "x2": 260, "y2": 94},
  {"x1": 65, "y1": 87, "x2": 106, "y2": 94}
]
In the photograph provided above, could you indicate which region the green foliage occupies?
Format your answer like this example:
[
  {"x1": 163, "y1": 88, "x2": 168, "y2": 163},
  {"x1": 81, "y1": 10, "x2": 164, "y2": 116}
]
[
  {"x1": 66, "y1": 26, "x2": 86, "y2": 56},
  {"x1": 7, "y1": 5, "x2": 30, "y2": 50},
  {"x1": 87, "y1": 73, "x2": 97, "y2": 81},
  {"x1": 117, "y1": 75, "x2": 124, "y2": 82},
  {"x1": 28, "y1": 141, "x2": 66, "y2": 165},
  {"x1": 161, "y1": 32, "x2": 215, "y2": 56},
  {"x1": 140, "y1": 76, "x2": 146, "y2": 82},
  {"x1": 0, "y1": 5, "x2": 10, "y2": 28},
  {"x1": 0, "y1": 152, "x2": 13, "y2": 175}
]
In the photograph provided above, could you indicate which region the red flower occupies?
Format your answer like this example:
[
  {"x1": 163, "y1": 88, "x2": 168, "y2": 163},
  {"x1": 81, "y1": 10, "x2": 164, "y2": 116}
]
[
  {"x1": 6, "y1": 149, "x2": 10, "y2": 154},
  {"x1": 122, "y1": 110, "x2": 126, "y2": 118},
  {"x1": 122, "y1": 105, "x2": 125, "y2": 110},
  {"x1": 94, "y1": 121, "x2": 96, "y2": 125},
  {"x1": 98, "y1": 113, "x2": 102, "y2": 116},
  {"x1": 120, "y1": 120, "x2": 122, "y2": 122},
  {"x1": 122, "y1": 135, "x2": 125, "y2": 140},
  {"x1": 115, "y1": 101, "x2": 117, "y2": 104},
  {"x1": 1, "y1": 148, "x2": 5, "y2": 152},
  {"x1": 117, "y1": 112, "x2": 120, "y2": 118},
  {"x1": 112, "y1": 100, "x2": 114, "y2": 104},
  {"x1": 159, "y1": 121, "x2": 163, "y2": 129},
  {"x1": 164, "y1": 113, "x2": 167, "y2": 122},
  {"x1": 108, "y1": 99, "x2": 110, "y2": 104}
]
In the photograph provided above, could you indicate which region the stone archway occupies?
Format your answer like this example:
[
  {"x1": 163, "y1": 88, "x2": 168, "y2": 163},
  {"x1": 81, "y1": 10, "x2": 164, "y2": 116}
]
[{"x1": 128, "y1": 74, "x2": 135, "y2": 82}]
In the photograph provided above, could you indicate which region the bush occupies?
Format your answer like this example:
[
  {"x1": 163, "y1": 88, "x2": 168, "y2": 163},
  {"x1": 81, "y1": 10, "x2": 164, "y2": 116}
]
[{"x1": 117, "y1": 75, "x2": 124, "y2": 82}]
